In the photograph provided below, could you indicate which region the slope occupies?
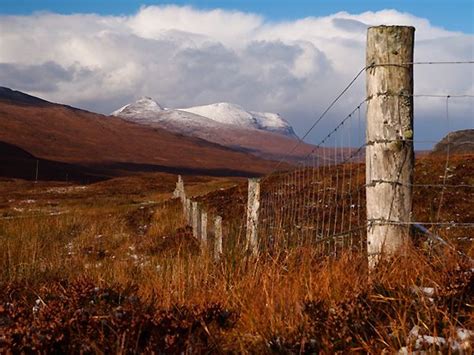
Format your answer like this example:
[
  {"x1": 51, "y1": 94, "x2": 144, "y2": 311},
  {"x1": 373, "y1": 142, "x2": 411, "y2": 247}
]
[
  {"x1": 0, "y1": 87, "x2": 280, "y2": 180},
  {"x1": 111, "y1": 97, "x2": 319, "y2": 163}
]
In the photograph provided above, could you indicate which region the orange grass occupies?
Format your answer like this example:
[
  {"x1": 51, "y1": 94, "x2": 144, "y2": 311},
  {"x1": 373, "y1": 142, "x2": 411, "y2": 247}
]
[{"x1": 0, "y1": 169, "x2": 472, "y2": 352}]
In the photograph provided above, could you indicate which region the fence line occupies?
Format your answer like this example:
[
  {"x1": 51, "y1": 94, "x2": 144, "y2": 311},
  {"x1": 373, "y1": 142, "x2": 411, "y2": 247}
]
[
  {"x1": 248, "y1": 35, "x2": 474, "y2": 262},
  {"x1": 172, "y1": 176, "x2": 227, "y2": 260},
  {"x1": 1, "y1": 28, "x2": 472, "y2": 265}
]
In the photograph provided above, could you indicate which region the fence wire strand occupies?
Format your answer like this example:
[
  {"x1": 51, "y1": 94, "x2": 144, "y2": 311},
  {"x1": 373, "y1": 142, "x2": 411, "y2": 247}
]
[{"x1": 256, "y1": 60, "x2": 473, "y2": 257}]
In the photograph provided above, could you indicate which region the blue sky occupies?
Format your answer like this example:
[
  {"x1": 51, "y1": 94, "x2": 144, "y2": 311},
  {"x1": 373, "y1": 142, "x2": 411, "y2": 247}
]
[{"x1": 2, "y1": 0, "x2": 473, "y2": 33}]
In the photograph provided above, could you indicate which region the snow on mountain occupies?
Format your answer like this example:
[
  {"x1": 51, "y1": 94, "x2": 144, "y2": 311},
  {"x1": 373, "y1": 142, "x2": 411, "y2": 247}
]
[
  {"x1": 110, "y1": 97, "x2": 315, "y2": 163},
  {"x1": 111, "y1": 97, "x2": 228, "y2": 131},
  {"x1": 178, "y1": 102, "x2": 297, "y2": 138},
  {"x1": 111, "y1": 97, "x2": 164, "y2": 123},
  {"x1": 111, "y1": 98, "x2": 298, "y2": 139}
]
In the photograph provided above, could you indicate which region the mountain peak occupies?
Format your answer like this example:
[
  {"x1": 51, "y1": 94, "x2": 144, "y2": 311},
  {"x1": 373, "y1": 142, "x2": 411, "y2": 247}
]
[
  {"x1": 111, "y1": 96, "x2": 163, "y2": 120},
  {"x1": 211, "y1": 102, "x2": 245, "y2": 109},
  {"x1": 179, "y1": 102, "x2": 298, "y2": 139},
  {"x1": 137, "y1": 96, "x2": 156, "y2": 103},
  {"x1": 111, "y1": 97, "x2": 298, "y2": 139}
]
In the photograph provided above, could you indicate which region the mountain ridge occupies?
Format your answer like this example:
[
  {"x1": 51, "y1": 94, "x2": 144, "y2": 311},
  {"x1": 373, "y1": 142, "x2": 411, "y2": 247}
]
[
  {"x1": 110, "y1": 97, "x2": 321, "y2": 163},
  {"x1": 111, "y1": 97, "x2": 298, "y2": 139}
]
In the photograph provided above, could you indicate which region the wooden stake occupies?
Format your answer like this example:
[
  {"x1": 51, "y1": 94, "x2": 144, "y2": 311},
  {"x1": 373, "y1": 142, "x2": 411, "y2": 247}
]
[
  {"x1": 366, "y1": 25, "x2": 415, "y2": 267},
  {"x1": 201, "y1": 211, "x2": 207, "y2": 249},
  {"x1": 214, "y1": 216, "x2": 223, "y2": 260},
  {"x1": 173, "y1": 175, "x2": 186, "y2": 203},
  {"x1": 192, "y1": 201, "x2": 200, "y2": 238},
  {"x1": 246, "y1": 178, "x2": 260, "y2": 255},
  {"x1": 185, "y1": 198, "x2": 192, "y2": 224}
]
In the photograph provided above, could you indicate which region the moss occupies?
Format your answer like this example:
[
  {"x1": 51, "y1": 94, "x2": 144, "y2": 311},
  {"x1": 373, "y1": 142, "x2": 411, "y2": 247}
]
[{"x1": 403, "y1": 129, "x2": 413, "y2": 140}]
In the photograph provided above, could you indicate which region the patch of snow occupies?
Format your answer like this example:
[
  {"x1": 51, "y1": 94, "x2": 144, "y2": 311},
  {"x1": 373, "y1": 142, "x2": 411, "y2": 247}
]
[
  {"x1": 415, "y1": 335, "x2": 446, "y2": 348},
  {"x1": 111, "y1": 97, "x2": 164, "y2": 122},
  {"x1": 66, "y1": 241, "x2": 74, "y2": 256},
  {"x1": 111, "y1": 98, "x2": 298, "y2": 138},
  {"x1": 411, "y1": 285, "x2": 436, "y2": 298},
  {"x1": 20, "y1": 199, "x2": 35, "y2": 204},
  {"x1": 401, "y1": 325, "x2": 473, "y2": 353},
  {"x1": 179, "y1": 102, "x2": 297, "y2": 138},
  {"x1": 46, "y1": 186, "x2": 87, "y2": 194}
]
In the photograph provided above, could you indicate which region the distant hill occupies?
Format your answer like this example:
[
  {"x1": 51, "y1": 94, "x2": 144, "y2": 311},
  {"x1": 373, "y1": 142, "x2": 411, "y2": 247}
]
[
  {"x1": 0, "y1": 87, "x2": 281, "y2": 181},
  {"x1": 110, "y1": 97, "x2": 324, "y2": 163},
  {"x1": 0, "y1": 87, "x2": 52, "y2": 107},
  {"x1": 432, "y1": 129, "x2": 474, "y2": 155},
  {"x1": 0, "y1": 141, "x2": 111, "y2": 182}
]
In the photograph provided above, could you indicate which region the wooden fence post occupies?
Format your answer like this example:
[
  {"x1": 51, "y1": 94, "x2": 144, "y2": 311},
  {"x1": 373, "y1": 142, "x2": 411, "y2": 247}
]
[
  {"x1": 214, "y1": 216, "x2": 223, "y2": 260},
  {"x1": 173, "y1": 175, "x2": 185, "y2": 201},
  {"x1": 173, "y1": 175, "x2": 188, "y2": 220},
  {"x1": 185, "y1": 198, "x2": 192, "y2": 225},
  {"x1": 192, "y1": 201, "x2": 200, "y2": 238},
  {"x1": 366, "y1": 26, "x2": 415, "y2": 267},
  {"x1": 246, "y1": 178, "x2": 260, "y2": 255},
  {"x1": 201, "y1": 211, "x2": 207, "y2": 249}
]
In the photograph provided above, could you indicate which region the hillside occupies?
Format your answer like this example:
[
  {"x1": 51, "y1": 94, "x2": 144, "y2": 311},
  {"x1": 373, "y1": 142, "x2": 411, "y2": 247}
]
[
  {"x1": 0, "y1": 88, "x2": 280, "y2": 181},
  {"x1": 111, "y1": 97, "x2": 321, "y2": 162},
  {"x1": 432, "y1": 129, "x2": 474, "y2": 155}
]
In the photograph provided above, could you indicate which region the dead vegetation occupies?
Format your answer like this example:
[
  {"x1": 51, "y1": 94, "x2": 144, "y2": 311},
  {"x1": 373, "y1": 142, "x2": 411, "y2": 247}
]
[{"x1": 0, "y1": 155, "x2": 472, "y2": 353}]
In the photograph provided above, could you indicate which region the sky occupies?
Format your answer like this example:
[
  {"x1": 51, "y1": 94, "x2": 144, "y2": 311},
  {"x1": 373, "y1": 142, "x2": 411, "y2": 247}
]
[
  {"x1": 0, "y1": 1, "x2": 473, "y2": 147},
  {"x1": 2, "y1": 0, "x2": 473, "y2": 33}
]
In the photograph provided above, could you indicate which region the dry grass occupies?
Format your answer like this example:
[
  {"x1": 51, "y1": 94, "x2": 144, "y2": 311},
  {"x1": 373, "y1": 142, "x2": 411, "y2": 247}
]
[{"x1": 0, "y1": 169, "x2": 472, "y2": 353}]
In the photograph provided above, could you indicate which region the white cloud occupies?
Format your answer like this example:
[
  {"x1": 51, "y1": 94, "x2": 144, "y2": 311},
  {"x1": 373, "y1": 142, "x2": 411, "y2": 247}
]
[{"x1": 0, "y1": 6, "x2": 472, "y2": 146}]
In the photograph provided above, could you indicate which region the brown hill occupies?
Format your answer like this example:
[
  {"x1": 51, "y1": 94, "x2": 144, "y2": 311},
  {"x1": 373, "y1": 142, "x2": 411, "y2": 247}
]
[
  {"x1": 0, "y1": 88, "x2": 281, "y2": 181},
  {"x1": 151, "y1": 115, "x2": 322, "y2": 163},
  {"x1": 432, "y1": 129, "x2": 474, "y2": 155},
  {"x1": 110, "y1": 97, "x2": 323, "y2": 164}
]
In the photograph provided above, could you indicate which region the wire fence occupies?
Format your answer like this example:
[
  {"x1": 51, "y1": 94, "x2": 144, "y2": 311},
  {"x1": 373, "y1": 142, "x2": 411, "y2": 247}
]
[
  {"x1": 0, "y1": 62, "x2": 472, "y2": 262},
  {"x1": 255, "y1": 60, "x2": 473, "y2": 258}
]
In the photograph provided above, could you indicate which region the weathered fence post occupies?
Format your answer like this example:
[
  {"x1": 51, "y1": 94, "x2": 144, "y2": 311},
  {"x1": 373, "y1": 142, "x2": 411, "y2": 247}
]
[
  {"x1": 214, "y1": 216, "x2": 223, "y2": 260},
  {"x1": 200, "y1": 211, "x2": 208, "y2": 249},
  {"x1": 192, "y1": 201, "x2": 200, "y2": 238},
  {"x1": 246, "y1": 178, "x2": 260, "y2": 255},
  {"x1": 185, "y1": 198, "x2": 192, "y2": 224},
  {"x1": 173, "y1": 175, "x2": 185, "y2": 201},
  {"x1": 174, "y1": 175, "x2": 188, "y2": 220},
  {"x1": 366, "y1": 26, "x2": 415, "y2": 267}
]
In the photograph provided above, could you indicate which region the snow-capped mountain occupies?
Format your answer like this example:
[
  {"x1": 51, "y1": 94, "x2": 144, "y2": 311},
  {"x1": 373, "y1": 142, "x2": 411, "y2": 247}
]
[
  {"x1": 178, "y1": 102, "x2": 297, "y2": 139},
  {"x1": 111, "y1": 97, "x2": 164, "y2": 123},
  {"x1": 110, "y1": 97, "x2": 316, "y2": 163},
  {"x1": 111, "y1": 97, "x2": 236, "y2": 139},
  {"x1": 111, "y1": 98, "x2": 297, "y2": 139}
]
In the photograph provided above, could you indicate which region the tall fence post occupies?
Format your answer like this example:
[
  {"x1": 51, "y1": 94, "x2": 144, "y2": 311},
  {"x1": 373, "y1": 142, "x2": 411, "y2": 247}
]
[
  {"x1": 246, "y1": 178, "x2": 260, "y2": 256},
  {"x1": 366, "y1": 25, "x2": 415, "y2": 267},
  {"x1": 192, "y1": 201, "x2": 200, "y2": 238},
  {"x1": 173, "y1": 175, "x2": 185, "y2": 201},
  {"x1": 214, "y1": 216, "x2": 223, "y2": 261},
  {"x1": 174, "y1": 175, "x2": 189, "y2": 221},
  {"x1": 185, "y1": 198, "x2": 192, "y2": 225},
  {"x1": 201, "y1": 211, "x2": 208, "y2": 250}
]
